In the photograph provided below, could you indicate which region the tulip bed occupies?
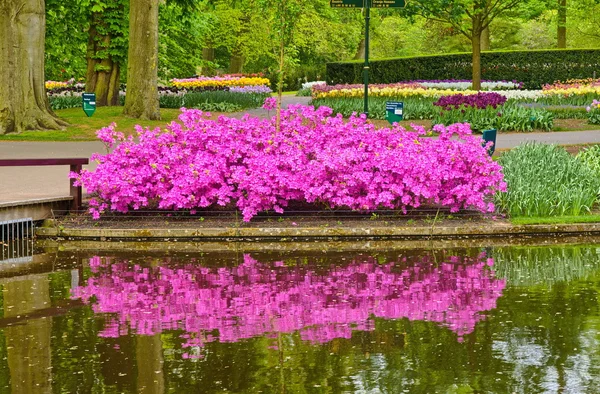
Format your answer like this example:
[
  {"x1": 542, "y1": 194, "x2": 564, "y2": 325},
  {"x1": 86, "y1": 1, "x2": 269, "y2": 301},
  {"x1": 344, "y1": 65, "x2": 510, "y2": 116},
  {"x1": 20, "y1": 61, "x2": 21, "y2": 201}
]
[
  {"x1": 311, "y1": 79, "x2": 600, "y2": 132},
  {"x1": 71, "y1": 105, "x2": 506, "y2": 221},
  {"x1": 46, "y1": 74, "x2": 272, "y2": 112}
]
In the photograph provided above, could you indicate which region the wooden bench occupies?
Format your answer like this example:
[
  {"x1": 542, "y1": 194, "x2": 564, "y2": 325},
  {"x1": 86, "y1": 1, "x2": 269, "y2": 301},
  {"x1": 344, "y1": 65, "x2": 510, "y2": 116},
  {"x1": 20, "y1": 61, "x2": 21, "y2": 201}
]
[{"x1": 0, "y1": 158, "x2": 89, "y2": 211}]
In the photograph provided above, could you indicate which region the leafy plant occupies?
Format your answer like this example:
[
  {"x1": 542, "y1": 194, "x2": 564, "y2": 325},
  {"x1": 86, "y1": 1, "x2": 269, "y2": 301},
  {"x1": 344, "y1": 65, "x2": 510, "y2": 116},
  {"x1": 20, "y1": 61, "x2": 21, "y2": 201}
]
[
  {"x1": 587, "y1": 100, "x2": 600, "y2": 124},
  {"x1": 495, "y1": 142, "x2": 600, "y2": 217}
]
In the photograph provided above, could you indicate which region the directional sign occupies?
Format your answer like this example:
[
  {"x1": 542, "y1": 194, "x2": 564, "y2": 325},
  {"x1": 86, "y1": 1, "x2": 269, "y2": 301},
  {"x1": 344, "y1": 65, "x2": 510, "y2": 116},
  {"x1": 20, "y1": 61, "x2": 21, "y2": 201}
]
[
  {"x1": 330, "y1": 0, "x2": 364, "y2": 7},
  {"x1": 82, "y1": 93, "x2": 96, "y2": 117},
  {"x1": 385, "y1": 101, "x2": 404, "y2": 124},
  {"x1": 372, "y1": 0, "x2": 405, "y2": 7}
]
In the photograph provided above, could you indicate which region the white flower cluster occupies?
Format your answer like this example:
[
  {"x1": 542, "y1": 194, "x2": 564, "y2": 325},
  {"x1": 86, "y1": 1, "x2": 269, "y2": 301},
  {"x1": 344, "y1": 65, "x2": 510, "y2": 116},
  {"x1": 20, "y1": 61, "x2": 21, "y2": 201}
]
[
  {"x1": 494, "y1": 90, "x2": 544, "y2": 100},
  {"x1": 301, "y1": 81, "x2": 326, "y2": 90}
]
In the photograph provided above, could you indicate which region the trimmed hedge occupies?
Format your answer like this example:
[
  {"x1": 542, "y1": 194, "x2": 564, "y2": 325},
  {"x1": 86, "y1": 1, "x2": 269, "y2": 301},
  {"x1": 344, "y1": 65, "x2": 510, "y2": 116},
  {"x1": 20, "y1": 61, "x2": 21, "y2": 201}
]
[{"x1": 326, "y1": 49, "x2": 600, "y2": 89}]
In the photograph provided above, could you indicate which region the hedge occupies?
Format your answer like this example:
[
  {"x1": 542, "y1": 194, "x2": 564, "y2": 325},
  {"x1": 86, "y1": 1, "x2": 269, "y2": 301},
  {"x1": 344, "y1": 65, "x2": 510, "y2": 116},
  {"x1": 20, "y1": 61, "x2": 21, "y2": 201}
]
[{"x1": 326, "y1": 49, "x2": 600, "y2": 89}]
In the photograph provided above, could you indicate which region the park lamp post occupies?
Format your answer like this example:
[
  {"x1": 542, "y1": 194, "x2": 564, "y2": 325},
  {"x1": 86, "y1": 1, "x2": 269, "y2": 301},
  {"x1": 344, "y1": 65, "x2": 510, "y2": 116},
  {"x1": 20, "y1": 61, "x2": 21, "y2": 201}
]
[{"x1": 330, "y1": 0, "x2": 406, "y2": 118}]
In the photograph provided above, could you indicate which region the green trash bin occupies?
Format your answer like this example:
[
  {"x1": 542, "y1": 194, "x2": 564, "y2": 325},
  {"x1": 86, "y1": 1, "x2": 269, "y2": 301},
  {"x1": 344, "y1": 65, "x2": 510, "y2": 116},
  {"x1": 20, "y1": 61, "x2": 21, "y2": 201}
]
[{"x1": 482, "y1": 129, "x2": 497, "y2": 156}]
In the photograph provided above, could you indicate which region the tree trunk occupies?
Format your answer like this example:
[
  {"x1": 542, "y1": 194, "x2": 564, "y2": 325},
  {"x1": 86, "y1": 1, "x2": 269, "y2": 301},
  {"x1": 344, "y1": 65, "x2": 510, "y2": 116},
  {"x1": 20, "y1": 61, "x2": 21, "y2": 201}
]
[
  {"x1": 85, "y1": 18, "x2": 121, "y2": 107},
  {"x1": 354, "y1": 38, "x2": 366, "y2": 60},
  {"x1": 558, "y1": 0, "x2": 567, "y2": 48},
  {"x1": 471, "y1": 30, "x2": 482, "y2": 91},
  {"x1": 0, "y1": 0, "x2": 68, "y2": 135},
  {"x1": 123, "y1": 0, "x2": 160, "y2": 120},
  {"x1": 481, "y1": 26, "x2": 490, "y2": 51},
  {"x1": 229, "y1": 55, "x2": 244, "y2": 74},
  {"x1": 202, "y1": 47, "x2": 216, "y2": 76}
]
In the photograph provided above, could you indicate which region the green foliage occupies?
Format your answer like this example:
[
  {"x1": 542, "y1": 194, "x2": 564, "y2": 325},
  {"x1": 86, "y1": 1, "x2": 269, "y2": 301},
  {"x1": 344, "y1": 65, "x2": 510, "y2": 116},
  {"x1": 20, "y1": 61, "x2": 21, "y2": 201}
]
[
  {"x1": 495, "y1": 143, "x2": 600, "y2": 217},
  {"x1": 326, "y1": 49, "x2": 600, "y2": 89},
  {"x1": 311, "y1": 96, "x2": 435, "y2": 120},
  {"x1": 49, "y1": 96, "x2": 83, "y2": 110},
  {"x1": 159, "y1": 91, "x2": 270, "y2": 110},
  {"x1": 432, "y1": 104, "x2": 554, "y2": 132},
  {"x1": 544, "y1": 106, "x2": 589, "y2": 119},
  {"x1": 576, "y1": 144, "x2": 600, "y2": 176},
  {"x1": 158, "y1": 2, "x2": 208, "y2": 79},
  {"x1": 588, "y1": 106, "x2": 600, "y2": 124},
  {"x1": 45, "y1": 0, "x2": 89, "y2": 80},
  {"x1": 311, "y1": 97, "x2": 553, "y2": 131}
]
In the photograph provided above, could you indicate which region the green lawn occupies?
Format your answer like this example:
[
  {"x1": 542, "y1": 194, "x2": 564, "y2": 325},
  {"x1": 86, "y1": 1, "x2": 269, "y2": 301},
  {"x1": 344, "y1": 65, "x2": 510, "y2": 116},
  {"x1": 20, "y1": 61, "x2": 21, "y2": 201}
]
[
  {"x1": 511, "y1": 215, "x2": 600, "y2": 225},
  {"x1": 0, "y1": 107, "x2": 186, "y2": 141}
]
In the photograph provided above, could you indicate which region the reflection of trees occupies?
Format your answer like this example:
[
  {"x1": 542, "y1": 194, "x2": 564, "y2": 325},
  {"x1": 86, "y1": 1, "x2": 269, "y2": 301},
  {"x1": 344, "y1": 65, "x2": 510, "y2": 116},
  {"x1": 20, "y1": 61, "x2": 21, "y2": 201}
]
[{"x1": 73, "y1": 254, "x2": 506, "y2": 351}]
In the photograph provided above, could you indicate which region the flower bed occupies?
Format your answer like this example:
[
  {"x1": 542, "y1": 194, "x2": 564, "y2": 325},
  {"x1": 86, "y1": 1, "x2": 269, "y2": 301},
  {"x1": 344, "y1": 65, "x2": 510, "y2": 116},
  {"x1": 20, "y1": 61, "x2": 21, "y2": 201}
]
[
  {"x1": 171, "y1": 75, "x2": 271, "y2": 90},
  {"x1": 45, "y1": 76, "x2": 272, "y2": 112},
  {"x1": 434, "y1": 92, "x2": 507, "y2": 110},
  {"x1": 72, "y1": 105, "x2": 505, "y2": 221}
]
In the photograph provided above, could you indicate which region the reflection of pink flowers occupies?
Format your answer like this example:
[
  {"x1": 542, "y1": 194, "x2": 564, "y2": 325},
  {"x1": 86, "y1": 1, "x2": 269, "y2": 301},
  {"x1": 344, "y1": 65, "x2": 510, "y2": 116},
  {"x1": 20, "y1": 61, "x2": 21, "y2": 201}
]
[
  {"x1": 262, "y1": 97, "x2": 277, "y2": 110},
  {"x1": 73, "y1": 254, "x2": 505, "y2": 349}
]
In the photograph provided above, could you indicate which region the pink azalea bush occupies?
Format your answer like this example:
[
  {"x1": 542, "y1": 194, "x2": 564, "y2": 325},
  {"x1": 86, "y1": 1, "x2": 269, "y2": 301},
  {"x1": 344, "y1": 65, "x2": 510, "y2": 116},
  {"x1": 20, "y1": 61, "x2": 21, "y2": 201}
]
[
  {"x1": 71, "y1": 105, "x2": 506, "y2": 220},
  {"x1": 72, "y1": 253, "x2": 505, "y2": 350}
]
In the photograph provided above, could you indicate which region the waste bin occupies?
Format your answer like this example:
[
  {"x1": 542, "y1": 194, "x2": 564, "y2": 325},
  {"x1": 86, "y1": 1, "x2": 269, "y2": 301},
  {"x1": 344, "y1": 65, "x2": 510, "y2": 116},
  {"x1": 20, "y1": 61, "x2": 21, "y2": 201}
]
[{"x1": 482, "y1": 129, "x2": 497, "y2": 156}]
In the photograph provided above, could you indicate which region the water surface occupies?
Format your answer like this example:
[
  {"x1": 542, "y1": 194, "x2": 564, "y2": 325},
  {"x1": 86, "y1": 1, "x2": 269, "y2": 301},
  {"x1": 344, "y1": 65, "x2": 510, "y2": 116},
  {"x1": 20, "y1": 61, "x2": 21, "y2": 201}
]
[{"x1": 1, "y1": 245, "x2": 600, "y2": 393}]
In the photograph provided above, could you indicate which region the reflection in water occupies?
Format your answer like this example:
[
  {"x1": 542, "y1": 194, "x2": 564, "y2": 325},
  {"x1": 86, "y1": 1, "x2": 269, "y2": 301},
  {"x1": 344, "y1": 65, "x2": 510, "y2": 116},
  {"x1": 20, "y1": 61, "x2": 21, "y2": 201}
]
[
  {"x1": 73, "y1": 253, "x2": 505, "y2": 351},
  {"x1": 0, "y1": 245, "x2": 599, "y2": 392}
]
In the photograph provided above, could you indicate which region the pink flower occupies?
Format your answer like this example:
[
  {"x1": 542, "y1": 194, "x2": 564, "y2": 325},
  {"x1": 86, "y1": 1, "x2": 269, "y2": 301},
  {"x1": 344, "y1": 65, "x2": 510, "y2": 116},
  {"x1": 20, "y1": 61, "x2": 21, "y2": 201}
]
[{"x1": 262, "y1": 97, "x2": 277, "y2": 110}]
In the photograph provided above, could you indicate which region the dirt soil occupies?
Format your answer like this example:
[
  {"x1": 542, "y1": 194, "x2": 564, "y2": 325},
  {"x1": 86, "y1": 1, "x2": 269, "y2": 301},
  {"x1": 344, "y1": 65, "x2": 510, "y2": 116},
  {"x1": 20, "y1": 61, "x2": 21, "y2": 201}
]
[{"x1": 56, "y1": 205, "x2": 497, "y2": 230}]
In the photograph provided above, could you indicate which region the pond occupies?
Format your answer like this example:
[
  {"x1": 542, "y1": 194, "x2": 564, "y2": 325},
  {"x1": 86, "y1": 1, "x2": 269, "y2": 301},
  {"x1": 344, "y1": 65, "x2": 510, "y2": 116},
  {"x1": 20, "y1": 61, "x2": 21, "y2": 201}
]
[{"x1": 1, "y1": 242, "x2": 600, "y2": 393}]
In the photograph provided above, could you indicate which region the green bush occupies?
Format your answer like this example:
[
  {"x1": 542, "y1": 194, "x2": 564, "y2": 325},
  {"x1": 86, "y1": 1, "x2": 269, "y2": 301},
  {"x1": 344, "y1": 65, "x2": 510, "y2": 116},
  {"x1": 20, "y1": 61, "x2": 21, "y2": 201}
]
[
  {"x1": 326, "y1": 49, "x2": 600, "y2": 89},
  {"x1": 495, "y1": 143, "x2": 600, "y2": 217}
]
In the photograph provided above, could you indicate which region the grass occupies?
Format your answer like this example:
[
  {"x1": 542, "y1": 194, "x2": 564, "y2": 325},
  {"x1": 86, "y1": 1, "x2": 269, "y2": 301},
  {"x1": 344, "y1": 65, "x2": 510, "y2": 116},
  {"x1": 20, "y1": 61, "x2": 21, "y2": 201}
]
[
  {"x1": 510, "y1": 215, "x2": 600, "y2": 225},
  {"x1": 0, "y1": 107, "x2": 220, "y2": 141}
]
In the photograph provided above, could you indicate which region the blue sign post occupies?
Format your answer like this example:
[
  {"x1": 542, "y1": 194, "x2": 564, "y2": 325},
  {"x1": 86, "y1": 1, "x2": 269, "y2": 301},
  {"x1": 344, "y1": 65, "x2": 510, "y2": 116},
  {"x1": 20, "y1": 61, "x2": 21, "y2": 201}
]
[
  {"x1": 385, "y1": 101, "x2": 404, "y2": 124},
  {"x1": 82, "y1": 93, "x2": 96, "y2": 117}
]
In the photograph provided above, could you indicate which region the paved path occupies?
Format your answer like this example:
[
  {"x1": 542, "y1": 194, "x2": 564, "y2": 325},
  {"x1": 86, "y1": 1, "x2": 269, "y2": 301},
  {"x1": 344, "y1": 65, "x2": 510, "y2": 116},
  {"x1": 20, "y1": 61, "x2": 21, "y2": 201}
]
[{"x1": 1, "y1": 97, "x2": 599, "y2": 204}]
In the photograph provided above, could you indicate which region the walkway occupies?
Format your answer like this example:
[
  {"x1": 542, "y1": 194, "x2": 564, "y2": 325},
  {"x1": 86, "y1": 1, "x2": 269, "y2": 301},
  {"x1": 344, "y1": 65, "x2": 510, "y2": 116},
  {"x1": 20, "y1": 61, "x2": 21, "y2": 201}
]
[{"x1": 0, "y1": 97, "x2": 598, "y2": 205}]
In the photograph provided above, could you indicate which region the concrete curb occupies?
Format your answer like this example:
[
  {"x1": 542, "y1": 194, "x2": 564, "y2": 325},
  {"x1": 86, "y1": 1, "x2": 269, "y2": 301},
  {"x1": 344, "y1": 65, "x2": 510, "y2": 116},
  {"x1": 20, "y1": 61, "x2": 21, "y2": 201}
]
[{"x1": 35, "y1": 221, "x2": 600, "y2": 241}]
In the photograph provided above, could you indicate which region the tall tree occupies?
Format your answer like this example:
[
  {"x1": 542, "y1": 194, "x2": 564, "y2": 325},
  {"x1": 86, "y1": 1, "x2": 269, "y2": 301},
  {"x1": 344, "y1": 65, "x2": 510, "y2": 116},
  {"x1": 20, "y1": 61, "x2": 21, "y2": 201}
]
[
  {"x1": 405, "y1": 0, "x2": 522, "y2": 90},
  {"x1": 557, "y1": 0, "x2": 567, "y2": 47},
  {"x1": 123, "y1": 0, "x2": 161, "y2": 120},
  {"x1": 0, "y1": 0, "x2": 67, "y2": 135},
  {"x1": 85, "y1": 0, "x2": 128, "y2": 106}
]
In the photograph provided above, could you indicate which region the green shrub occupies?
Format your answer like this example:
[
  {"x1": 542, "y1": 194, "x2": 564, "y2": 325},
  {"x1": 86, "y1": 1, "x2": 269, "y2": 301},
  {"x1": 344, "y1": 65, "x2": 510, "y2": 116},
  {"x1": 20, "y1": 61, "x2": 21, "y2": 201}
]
[
  {"x1": 495, "y1": 143, "x2": 600, "y2": 217},
  {"x1": 326, "y1": 49, "x2": 600, "y2": 89}
]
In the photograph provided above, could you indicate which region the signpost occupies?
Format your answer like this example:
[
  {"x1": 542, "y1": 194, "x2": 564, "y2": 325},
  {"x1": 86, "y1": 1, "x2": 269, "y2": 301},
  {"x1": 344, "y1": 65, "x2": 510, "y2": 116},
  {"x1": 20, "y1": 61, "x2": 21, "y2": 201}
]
[
  {"x1": 330, "y1": 0, "x2": 406, "y2": 118},
  {"x1": 385, "y1": 101, "x2": 404, "y2": 123},
  {"x1": 82, "y1": 93, "x2": 96, "y2": 117}
]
